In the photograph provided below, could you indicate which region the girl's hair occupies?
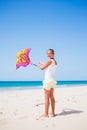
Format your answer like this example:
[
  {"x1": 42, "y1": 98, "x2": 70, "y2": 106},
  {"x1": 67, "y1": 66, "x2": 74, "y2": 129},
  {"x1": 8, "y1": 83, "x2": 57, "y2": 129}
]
[
  {"x1": 48, "y1": 49, "x2": 55, "y2": 54},
  {"x1": 47, "y1": 49, "x2": 57, "y2": 65}
]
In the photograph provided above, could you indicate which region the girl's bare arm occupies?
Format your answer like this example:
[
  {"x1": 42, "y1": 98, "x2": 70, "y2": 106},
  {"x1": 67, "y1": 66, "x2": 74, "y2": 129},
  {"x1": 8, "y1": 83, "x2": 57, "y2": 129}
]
[{"x1": 38, "y1": 60, "x2": 52, "y2": 70}]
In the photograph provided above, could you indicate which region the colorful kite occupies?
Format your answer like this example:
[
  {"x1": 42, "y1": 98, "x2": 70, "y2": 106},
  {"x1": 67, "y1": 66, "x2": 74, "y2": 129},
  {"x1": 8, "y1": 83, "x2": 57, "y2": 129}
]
[{"x1": 16, "y1": 48, "x2": 31, "y2": 69}]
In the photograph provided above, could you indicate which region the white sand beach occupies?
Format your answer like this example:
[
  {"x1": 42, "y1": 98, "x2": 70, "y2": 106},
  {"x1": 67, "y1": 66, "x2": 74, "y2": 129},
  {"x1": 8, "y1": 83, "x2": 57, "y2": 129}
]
[{"x1": 0, "y1": 86, "x2": 87, "y2": 130}]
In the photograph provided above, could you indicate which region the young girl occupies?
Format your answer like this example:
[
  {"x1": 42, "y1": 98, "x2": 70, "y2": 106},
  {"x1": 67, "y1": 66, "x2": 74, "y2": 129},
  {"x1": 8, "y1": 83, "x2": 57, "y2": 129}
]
[{"x1": 38, "y1": 49, "x2": 57, "y2": 117}]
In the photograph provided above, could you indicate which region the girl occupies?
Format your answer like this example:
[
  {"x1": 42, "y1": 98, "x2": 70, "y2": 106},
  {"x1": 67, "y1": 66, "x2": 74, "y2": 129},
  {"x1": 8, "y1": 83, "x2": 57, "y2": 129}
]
[{"x1": 38, "y1": 49, "x2": 57, "y2": 117}]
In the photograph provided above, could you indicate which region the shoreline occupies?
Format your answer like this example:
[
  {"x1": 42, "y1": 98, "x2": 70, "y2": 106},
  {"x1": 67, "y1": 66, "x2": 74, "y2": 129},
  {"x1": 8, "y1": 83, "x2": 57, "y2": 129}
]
[{"x1": 0, "y1": 84, "x2": 87, "y2": 92}]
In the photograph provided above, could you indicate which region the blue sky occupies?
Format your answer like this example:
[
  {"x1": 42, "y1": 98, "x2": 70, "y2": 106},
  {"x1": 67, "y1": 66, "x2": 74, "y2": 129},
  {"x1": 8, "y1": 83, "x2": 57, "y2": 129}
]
[{"x1": 0, "y1": 0, "x2": 87, "y2": 81}]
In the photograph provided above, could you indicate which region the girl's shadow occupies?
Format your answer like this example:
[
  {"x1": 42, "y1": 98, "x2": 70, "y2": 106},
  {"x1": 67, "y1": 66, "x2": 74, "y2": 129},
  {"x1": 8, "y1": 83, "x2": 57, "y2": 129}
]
[{"x1": 56, "y1": 108, "x2": 83, "y2": 116}]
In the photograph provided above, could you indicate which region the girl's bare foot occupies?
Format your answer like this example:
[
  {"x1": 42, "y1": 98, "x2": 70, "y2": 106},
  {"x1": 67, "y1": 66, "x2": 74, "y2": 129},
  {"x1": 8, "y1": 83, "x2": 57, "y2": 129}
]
[
  {"x1": 49, "y1": 112, "x2": 55, "y2": 117},
  {"x1": 37, "y1": 114, "x2": 49, "y2": 120},
  {"x1": 40, "y1": 114, "x2": 49, "y2": 118}
]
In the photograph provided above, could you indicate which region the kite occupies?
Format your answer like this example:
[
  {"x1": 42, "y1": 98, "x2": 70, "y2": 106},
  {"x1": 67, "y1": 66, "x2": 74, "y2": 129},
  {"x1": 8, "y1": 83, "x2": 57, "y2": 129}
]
[{"x1": 16, "y1": 48, "x2": 35, "y2": 69}]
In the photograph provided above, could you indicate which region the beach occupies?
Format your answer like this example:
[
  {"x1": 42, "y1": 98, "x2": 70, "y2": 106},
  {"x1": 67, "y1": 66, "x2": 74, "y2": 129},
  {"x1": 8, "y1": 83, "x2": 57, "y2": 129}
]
[{"x1": 0, "y1": 86, "x2": 87, "y2": 130}]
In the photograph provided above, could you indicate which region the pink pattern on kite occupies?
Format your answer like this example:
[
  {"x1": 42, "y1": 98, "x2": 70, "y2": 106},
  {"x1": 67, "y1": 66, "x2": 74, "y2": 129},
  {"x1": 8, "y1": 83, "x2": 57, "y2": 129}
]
[{"x1": 16, "y1": 48, "x2": 31, "y2": 69}]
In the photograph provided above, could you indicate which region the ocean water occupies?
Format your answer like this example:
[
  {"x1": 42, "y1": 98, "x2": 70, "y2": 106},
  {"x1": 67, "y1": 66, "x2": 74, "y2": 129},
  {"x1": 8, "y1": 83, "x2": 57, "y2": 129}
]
[{"x1": 0, "y1": 81, "x2": 87, "y2": 90}]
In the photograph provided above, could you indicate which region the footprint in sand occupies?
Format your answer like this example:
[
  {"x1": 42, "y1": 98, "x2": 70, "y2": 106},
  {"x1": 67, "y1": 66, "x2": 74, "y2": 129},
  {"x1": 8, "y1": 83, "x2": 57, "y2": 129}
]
[
  {"x1": 0, "y1": 112, "x2": 3, "y2": 114},
  {"x1": 0, "y1": 118, "x2": 8, "y2": 125},
  {"x1": 18, "y1": 116, "x2": 29, "y2": 120},
  {"x1": 67, "y1": 97, "x2": 77, "y2": 103}
]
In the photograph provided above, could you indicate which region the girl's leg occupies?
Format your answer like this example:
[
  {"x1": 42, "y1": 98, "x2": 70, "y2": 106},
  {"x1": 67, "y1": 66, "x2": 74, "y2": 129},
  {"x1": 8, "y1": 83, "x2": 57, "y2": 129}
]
[
  {"x1": 44, "y1": 89, "x2": 50, "y2": 117},
  {"x1": 50, "y1": 88, "x2": 55, "y2": 116}
]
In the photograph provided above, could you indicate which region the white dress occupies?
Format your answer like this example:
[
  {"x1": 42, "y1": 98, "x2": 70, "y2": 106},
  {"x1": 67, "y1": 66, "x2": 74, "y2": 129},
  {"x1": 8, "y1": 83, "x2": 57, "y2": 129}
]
[{"x1": 43, "y1": 59, "x2": 57, "y2": 90}]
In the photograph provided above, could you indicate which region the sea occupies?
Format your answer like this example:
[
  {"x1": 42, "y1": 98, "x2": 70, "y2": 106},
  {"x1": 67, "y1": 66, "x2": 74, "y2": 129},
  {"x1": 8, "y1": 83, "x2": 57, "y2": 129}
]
[{"x1": 0, "y1": 80, "x2": 87, "y2": 90}]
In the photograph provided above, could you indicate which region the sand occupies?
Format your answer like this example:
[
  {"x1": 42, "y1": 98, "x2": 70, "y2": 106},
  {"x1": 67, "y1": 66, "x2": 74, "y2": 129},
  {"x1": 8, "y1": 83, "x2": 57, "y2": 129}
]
[{"x1": 0, "y1": 86, "x2": 87, "y2": 130}]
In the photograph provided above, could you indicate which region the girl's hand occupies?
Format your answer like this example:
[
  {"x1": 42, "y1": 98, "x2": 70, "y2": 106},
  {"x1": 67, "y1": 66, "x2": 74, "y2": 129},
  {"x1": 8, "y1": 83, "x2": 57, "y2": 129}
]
[
  {"x1": 38, "y1": 62, "x2": 44, "y2": 69},
  {"x1": 38, "y1": 60, "x2": 52, "y2": 70},
  {"x1": 38, "y1": 61, "x2": 44, "y2": 65}
]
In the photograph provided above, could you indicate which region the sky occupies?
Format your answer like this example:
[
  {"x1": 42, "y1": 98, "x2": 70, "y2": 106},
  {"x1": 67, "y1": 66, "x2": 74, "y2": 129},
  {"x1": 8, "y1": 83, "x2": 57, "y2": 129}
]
[{"x1": 0, "y1": 0, "x2": 87, "y2": 81}]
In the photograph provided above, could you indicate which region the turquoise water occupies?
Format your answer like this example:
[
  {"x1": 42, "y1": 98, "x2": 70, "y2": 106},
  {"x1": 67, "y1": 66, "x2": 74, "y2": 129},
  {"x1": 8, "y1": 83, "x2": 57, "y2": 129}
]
[{"x1": 0, "y1": 81, "x2": 87, "y2": 90}]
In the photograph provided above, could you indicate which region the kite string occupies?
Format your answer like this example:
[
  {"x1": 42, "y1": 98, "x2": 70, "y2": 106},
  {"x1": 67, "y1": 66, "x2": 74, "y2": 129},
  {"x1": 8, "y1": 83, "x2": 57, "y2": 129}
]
[
  {"x1": 32, "y1": 64, "x2": 37, "y2": 66},
  {"x1": 30, "y1": 62, "x2": 37, "y2": 67}
]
